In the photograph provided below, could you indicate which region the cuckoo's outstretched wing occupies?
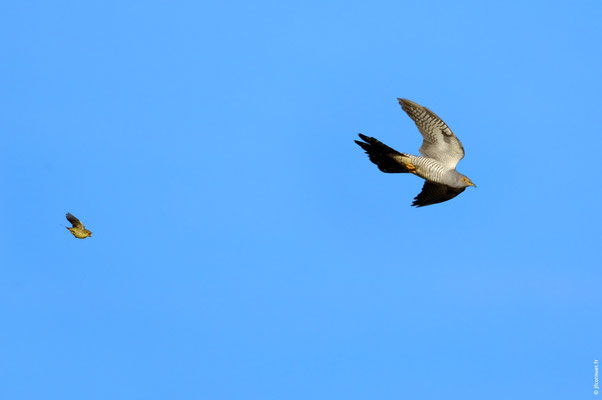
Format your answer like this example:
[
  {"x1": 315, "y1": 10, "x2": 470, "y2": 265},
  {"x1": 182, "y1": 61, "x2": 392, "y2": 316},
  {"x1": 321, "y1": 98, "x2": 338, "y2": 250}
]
[
  {"x1": 412, "y1": 182, "x2": 465, "y2": 207},
  {"x1": 398, "y1": 98, "x2": 465, "y2": 169}
]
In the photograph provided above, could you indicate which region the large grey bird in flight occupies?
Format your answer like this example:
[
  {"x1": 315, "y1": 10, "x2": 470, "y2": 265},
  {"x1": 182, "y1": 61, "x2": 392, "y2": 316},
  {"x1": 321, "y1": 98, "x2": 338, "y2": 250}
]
[
  {"x1": 355, "y1": 98, "x2": 476, "y2": 207},
  {"x1": 65, "y1": 213, "x2": 93, "y2": 239}
]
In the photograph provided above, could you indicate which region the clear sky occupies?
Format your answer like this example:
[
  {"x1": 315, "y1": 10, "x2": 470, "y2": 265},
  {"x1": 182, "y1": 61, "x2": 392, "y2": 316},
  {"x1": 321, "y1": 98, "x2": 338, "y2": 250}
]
[{"x1": 1, "y1": 1, "x2": 601, "y2": 399}]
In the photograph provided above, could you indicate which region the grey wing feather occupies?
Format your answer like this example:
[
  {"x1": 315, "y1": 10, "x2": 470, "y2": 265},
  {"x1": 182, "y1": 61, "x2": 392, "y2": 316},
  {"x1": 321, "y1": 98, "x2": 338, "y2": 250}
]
[
  {"x1": 398, "y1": 98, "x2": 465, "y2": 169},
  {"x1": 412, "y1": 182, "x2": 465, "y2": 207},
  {"x1": 66, "y1": 213, "x2": 84, "y2": 229}
]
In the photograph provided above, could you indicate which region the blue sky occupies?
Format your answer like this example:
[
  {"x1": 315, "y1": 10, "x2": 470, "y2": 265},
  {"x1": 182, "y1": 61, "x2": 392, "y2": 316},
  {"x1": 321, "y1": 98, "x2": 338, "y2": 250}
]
[{"x1": 1, "y1": 1, "x2": 601, "y2": 399}]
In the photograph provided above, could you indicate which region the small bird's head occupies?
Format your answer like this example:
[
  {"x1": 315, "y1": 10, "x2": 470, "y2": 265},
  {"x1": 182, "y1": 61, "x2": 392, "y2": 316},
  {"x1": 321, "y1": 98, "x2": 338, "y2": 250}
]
[{"x1": 460, "y1": 175, "x2": 476, "y2": 188}]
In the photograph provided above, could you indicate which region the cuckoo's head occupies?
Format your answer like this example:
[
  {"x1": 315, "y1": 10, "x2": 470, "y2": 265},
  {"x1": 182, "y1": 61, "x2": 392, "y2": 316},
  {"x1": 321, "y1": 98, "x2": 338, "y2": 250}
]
[{"x1": 461, "y1": 176, "x2": 476, "y2": 188}]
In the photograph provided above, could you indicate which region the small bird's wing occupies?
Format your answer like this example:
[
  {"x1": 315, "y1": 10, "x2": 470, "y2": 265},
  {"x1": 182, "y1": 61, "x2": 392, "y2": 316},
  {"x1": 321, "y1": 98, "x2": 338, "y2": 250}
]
[
  {"x1": 398, "y1": 98, "x2": 465, "y2": 170},
  {"x1": 66, "y1": 213, "x2": 85, "y2": 229},
  {"x1": 412, "y1": 182, "x2": 465, "y2": 207}
]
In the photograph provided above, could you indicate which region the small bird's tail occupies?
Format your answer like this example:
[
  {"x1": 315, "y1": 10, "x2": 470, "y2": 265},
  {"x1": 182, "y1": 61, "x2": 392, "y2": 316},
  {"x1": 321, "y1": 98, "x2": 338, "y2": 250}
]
[{"x1": 354, "y1": 134, "x2": 412, "y2": 173}]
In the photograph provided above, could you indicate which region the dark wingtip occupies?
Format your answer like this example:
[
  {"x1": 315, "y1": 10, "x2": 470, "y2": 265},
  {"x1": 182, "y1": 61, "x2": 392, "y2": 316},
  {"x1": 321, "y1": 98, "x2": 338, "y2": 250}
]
[
  {"x1": 357, "y1": 133, "x2": 378, "y2": 143},
  {"x1": 355, "y1": 134, "x2": 372, "y2": 150},
  {"x1": 354, "y1": 140, "x2": 370, "y2": 152}
]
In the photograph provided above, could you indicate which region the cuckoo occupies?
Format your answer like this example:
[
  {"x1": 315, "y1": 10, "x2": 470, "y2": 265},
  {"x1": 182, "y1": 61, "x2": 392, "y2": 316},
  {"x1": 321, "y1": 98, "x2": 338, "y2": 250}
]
[{"x1": 355, "y1": 98, "x2": 476, "y2": 207}]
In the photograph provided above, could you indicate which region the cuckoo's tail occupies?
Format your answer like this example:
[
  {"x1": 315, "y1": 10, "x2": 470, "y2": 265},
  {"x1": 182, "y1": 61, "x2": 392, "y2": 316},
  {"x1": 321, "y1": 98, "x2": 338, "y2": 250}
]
[{"x1": 355, "y1": 134, "x2": 412, "y2": 173}]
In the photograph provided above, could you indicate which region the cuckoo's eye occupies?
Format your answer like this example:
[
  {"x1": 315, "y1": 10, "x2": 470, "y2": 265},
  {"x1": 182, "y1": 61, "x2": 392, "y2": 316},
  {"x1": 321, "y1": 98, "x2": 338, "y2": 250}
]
[{"x1": 462, "y1": 177, "x2": 468, "y2": 182}]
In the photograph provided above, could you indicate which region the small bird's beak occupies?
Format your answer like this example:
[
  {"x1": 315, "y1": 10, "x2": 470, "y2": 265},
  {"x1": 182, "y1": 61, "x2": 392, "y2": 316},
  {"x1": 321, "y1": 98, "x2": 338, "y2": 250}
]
[{"x1": 470, "y1": 182, "x2": 477, "y2": 188}]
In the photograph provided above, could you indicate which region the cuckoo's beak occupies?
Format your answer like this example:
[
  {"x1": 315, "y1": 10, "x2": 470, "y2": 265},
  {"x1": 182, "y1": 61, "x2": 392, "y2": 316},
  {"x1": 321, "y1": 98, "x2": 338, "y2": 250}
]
[{"x1": 469, "y1": 182, "x2": 477, "y2": 188}]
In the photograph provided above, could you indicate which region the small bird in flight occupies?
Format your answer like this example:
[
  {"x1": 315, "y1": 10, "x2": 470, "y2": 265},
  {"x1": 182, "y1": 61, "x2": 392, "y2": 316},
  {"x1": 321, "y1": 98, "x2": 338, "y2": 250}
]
[
  {"x1": 65, "y1": 213, "x2": 93, "y2": 239},
  {"x1": 355, "y1": 98, "x2": 476, "y2": 207}
]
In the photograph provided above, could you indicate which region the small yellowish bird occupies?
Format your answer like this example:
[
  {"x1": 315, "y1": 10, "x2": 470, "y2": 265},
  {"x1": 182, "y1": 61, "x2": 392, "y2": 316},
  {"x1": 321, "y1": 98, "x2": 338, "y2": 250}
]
[{"x1": 65, "y1": 213, "x2": 93, "y2": 239}]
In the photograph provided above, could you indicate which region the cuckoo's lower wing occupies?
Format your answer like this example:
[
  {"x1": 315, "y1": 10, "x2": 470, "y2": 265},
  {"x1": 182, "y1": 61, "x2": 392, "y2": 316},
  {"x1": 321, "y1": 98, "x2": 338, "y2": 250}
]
[{"x1": 412, "y1": 182, "x2": 465, "y2": 207}]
